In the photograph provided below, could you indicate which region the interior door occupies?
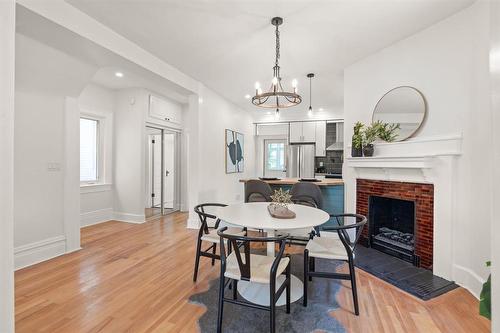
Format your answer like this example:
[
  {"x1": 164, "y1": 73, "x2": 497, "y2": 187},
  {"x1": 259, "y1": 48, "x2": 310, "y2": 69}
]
[
  {"x1": 150, "y1": 134, "x2": 163, "y2": 208},
  {"x1": 163, "y1": 132, "x2": 175, "y2": 210},
  {"x1": 264, "y1": 139, "x2": 287, "y2": 178}
]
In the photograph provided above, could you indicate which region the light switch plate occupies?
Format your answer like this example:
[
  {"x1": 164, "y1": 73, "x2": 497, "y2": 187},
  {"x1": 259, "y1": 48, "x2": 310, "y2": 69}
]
[{"x1": 47, "y1": 162, "x2": 61, "y2": 171}]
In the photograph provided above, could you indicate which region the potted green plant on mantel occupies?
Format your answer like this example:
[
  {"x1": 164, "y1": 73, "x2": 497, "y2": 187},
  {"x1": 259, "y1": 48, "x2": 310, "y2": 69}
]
[
  {"x1": 352, "y1": 120, "x2": 401, "y2": 157},
  {"x1": 376, "y1": 120, "x2": 401, "y2": 142},
  {"x1": 362, "y1": 122, "x2": 379, "y2": 157},
  {"x1": 351, "y1": 122, "x2": 364, "y2": 157}
]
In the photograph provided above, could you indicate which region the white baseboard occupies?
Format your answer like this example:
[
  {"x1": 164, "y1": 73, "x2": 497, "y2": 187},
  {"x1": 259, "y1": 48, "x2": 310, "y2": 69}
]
[
  {"x1": 453, "y1": 264, "x2": 486, "y2": 299},
  {"x1": 113, "y1": 211, "x2": 146, "y2": 224},
  {"x1": 187, "y1": 217, "x2": 199, "y2": 229},
  {"x1": 80, "y1": 208, "x2": 113, "y2": 227},
  {"x1": 14, "y1": 235, "x2": 67, "y2": 270}
]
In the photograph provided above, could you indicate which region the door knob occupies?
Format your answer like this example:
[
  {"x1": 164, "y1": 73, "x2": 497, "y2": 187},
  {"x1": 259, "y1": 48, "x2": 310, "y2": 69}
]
[{"x1": 166, "y1": 170, "x2": 170, "y2": 176}]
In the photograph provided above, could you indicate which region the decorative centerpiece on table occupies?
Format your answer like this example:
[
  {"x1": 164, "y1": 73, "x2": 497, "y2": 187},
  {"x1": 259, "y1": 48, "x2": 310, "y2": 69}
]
[{"x1": 267, "y1": 188, "x2": 296, "y2": 219}]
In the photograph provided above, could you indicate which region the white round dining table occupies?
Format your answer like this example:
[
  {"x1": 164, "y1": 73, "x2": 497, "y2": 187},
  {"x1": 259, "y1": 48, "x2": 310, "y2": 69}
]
[{"x1": 215, "y1": 202, "x2": 330, "y2": 306}]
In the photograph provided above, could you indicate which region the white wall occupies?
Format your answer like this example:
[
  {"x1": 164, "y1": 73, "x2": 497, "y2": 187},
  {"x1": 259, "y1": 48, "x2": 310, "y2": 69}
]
[
  {"x1": 0, "y1": 1, "x2": 16, "y2": 331},
  {"x1": 186, "y1": 87, "x2": 256, "y2": 227},
  {"x1": 14, "y1": 32, "x2": 95, "y2": 268},
  {"x1": 490, "y1": 0, "x2": 500, "y2": 329},
  {"x1": 78, "y1": 83, "x2": 115, "y2": 227},
  {"x1": 198, "y1": 87, "x2": 256, "y2": 204},
  {"x1": 344, "y1": 1, "x2": 491, "y2": 297},
  {"x1": 113, "y1": 88, "x2": 148, "y2": 222}
]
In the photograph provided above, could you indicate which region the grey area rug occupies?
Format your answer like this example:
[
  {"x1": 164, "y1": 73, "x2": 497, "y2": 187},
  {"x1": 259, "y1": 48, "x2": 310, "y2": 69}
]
[{"x1": 189, "y1": 253, "x2": 346, "y2": 333}]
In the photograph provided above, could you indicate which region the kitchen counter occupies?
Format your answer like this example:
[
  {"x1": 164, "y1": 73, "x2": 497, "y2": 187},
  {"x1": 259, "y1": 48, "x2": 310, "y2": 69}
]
[
  {"x1": 240, "y1": 178, "x2": 345, "y2": 227},
  {"x1": 239, "y1": 178, "x2": 343, "y2": 186}
]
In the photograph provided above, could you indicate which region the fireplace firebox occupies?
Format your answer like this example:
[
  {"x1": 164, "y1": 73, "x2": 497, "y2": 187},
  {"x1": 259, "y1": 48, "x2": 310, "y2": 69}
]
[{"x1": 369, "y1": 196, "x2": 419, "y2": 265}]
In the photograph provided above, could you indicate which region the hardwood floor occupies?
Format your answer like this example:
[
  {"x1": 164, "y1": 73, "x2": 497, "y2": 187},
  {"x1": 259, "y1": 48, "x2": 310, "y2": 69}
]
[{"x1": 15, "y1": 213, "x2": 490, "y2": 332}]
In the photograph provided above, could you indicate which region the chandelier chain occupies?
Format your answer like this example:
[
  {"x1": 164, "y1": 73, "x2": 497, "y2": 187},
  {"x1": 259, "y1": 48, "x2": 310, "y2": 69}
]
[{"x1": 275, "y1": 24, "x2": 280, "y2": 69}]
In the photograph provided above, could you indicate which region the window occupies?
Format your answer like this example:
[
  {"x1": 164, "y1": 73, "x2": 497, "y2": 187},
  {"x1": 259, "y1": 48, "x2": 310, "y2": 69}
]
[
  {"x1": 80, "y1": 117, "x2": 99, "y2": 183},
  {"x1": 266, "y1": 142, "x2": 285, "y2": 171}
]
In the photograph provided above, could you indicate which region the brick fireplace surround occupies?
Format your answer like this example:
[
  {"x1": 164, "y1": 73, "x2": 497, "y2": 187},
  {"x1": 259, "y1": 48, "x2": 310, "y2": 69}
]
[{"x1": 356, "y1": 179, "x2": 434, "y2": 269}]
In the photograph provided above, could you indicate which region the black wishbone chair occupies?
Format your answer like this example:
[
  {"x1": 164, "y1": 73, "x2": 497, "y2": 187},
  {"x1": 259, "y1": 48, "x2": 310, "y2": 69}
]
[
  {"x1": 193, "y1": 203, "x2": 247, "y2": 282},
  {"x1": 281, "y1": 182, "x2": 324, "y2": 246},
  {"x1": 217, "y1": 227, "x2": 291, "y2": 333},
  {"x1": 303, "y1": 213, "x2": 367, "y2": 315}
]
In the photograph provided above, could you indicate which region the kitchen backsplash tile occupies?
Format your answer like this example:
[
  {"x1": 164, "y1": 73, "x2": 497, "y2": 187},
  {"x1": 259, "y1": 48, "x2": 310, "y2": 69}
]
[{"x1": 315, "y1": 122, "x2": 343, "y2": 174}]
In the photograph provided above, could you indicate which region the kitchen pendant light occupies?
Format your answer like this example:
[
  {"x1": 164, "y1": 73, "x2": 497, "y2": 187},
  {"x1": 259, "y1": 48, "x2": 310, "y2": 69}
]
[
  {"x1": 307, "y1": 73, "x2": 314, "y2": 117},
  {"x1": 252, "y1": 17, "x2": 302, "y2": 114}
]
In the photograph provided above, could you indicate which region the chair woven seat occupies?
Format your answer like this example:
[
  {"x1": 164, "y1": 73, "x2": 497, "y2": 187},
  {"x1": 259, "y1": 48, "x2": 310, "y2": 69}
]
[
  {"x1": 225, "y1": 253, "x2": 290, "y2": 284},
  {"x1": 200, "y1": 228, "x2": 246, "y2": 243},
  {"x1": 305, "y1": 237, "x2": 350, "y2": 261}
]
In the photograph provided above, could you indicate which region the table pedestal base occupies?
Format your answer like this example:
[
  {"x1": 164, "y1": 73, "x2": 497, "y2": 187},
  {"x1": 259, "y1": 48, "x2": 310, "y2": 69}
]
[{"x1": 237, "y1": 275, "x2": 303, "y2": 306}]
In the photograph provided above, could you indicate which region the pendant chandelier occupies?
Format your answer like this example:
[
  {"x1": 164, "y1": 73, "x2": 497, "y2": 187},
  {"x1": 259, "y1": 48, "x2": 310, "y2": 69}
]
[
  {"x1": 307, "y1": 73, "x2": 314, "y2": 116},
  {"x1": 252, "y1": 17, "x2": 301, "y2": 116}
]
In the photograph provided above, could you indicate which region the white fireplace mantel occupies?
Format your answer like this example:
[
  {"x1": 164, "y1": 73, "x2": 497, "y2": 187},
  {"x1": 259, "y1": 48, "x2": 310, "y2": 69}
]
[
  {"x1": 346, "y1": 156, "x2": 433, "y2": 169},
  {"x1": 343, "y1": 134, "x2": 463, "y2": 281}
]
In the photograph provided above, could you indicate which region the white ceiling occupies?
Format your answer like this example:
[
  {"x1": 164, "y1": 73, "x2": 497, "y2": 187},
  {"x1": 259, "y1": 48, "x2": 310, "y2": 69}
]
[
  {"x1": 16, "y1": 5, "x2": 190, "y2": 103},
  {"x1": 66, "y1": 0, "x2": 474, "y2": 119}
]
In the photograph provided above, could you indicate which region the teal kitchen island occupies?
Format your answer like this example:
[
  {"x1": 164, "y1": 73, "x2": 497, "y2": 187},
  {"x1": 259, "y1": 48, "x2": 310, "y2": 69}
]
[{"x1": 240, "y1": 178, "x2": 344, "y2": 227}]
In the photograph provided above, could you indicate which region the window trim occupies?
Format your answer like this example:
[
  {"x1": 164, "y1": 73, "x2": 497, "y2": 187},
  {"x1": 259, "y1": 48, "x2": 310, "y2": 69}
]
[{"x1": 80, "y1": 113, "x2": 105, "y2": 186}]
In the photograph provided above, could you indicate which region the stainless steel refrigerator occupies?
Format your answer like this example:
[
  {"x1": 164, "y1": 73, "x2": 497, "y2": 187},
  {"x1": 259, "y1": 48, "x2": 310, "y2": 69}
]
[{"x1": 287, "y1": 144, "x2": 316, "y2": 178}]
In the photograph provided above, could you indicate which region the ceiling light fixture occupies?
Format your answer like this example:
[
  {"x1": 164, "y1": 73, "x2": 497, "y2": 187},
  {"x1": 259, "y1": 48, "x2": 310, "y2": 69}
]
[
  {"x1": 307, "y1": 73, "x2": 314, "y2": 117},
  {"x1": 115, "y1": 72, "x2": 124, "y2": 78},
  {"x1": 252, "y1": 17, "x2": 301, "y2": 116}
]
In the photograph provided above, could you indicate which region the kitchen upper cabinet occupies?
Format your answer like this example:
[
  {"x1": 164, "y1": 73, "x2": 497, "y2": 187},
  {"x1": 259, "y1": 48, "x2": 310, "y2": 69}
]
[
  {"x1": 302, "y1": 122, "x2": 316, "y2": 142},
  {"x1": 289, "y1": 122, "x2": 303, "y2": 143},
  {"x1": 315, "y1": 121, "x2": 326, "y2": 156},
  {"x1": 149, "y1": 94, "x2": 182, "y2": 125},
  {"x1": 289, "y1": 122, "x2": 316, "y2": 143}
]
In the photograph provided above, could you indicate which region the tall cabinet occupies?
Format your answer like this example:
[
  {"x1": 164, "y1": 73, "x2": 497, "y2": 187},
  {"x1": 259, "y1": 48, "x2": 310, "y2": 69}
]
[{"x1": 315, "y1": 121, "x2": 326, "y2": 156}]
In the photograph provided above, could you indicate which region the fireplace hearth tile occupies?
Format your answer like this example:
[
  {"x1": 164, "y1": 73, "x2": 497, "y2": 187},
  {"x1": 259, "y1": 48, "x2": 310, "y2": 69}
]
[{"x1": 355, "y1": 246, "x2": 458, "y2": 300}]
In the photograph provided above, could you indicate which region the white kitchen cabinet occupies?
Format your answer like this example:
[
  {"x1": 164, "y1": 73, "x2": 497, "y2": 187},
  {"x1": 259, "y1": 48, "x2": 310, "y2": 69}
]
[
  {"x1": 315, "y1": 121, "x2": 326, "y2": 156},
  {"x1": 289, "y1": 122, "x2": 316, "y2": 143},
  {"x1": 302, "y1": 122, "x2": 316, "y2": 142},
  {"x1": 149, "y1": 94, "x2": 182, "y2": 125},
  {"x1": 289, "y1": 122, "x2": 303, "y2": 143}
]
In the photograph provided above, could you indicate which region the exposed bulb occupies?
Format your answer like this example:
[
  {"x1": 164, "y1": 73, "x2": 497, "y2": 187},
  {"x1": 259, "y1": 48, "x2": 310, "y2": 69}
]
[
  {"x1": 255, "y1": 82, "x2": 260, "y2": 90},
  {"x1": 292, "y1": 79, "x2": 298, "y2": 88},
  {"x1": 257, "y1": 88, "x2": 263, "y2": 95},
  {"x1": 308, "y1": 105, "x2": 313, "y2": 117},
  {"x1": 275, "y1": 109, "x2": 280, "y2": 119},
  {"x1": 272, "y1": 77, "x2": 278, "y2": 86}
]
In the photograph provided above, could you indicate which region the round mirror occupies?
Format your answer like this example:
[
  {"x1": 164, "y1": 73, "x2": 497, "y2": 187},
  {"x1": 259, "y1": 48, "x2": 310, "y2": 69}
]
[{"x1": 372, "y1": 86, "x2": 427, "y2": 141}]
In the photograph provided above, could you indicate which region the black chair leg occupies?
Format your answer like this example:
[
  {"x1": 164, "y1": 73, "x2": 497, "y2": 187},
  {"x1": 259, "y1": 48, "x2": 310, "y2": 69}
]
[
  {"x1": 286, "y1": 264, "x2": 291, "y2": 314},
  {"x1": 217, "y1": 277, "x2": 225, "y2": 333},
  {"x1": 193, "y1": 238, "x2": 202, "y2": 282},
  {"x1": 348, "y1": 258, "x2": 360, "y2": 315},
  {"x1": 270, "y1": 279, "x2": 276, "y2": 333},
  {"x1": 303, "y1": 249, "x2": 309, "y2": 307},
  {"x1": 233, "y1": 280, "x2": 238, "y2": 300},
  {"x1": 211, "y1": 243, "x2": 217, "y2": 266},
  {"x1": 309, "y1": 257, "x2": 315, "y2": 282}
]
